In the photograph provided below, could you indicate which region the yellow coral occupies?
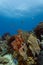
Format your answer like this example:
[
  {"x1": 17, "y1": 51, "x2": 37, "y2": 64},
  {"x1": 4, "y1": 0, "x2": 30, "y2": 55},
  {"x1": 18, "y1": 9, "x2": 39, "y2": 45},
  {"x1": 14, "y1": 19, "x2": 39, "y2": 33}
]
[{"x1": 26, "y1": 57, "x2": 36, "y2": 65}]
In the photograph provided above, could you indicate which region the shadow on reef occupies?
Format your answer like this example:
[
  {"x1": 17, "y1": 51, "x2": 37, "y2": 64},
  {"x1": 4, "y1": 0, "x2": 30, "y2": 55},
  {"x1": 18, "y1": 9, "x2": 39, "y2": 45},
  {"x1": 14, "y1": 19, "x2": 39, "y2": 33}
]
[
  {"x1": 34, "y1": 22, "x2": 43, "y2": 41},
  {"x1": 0, "y1": 22, "x2": 43, "y2": 65}
]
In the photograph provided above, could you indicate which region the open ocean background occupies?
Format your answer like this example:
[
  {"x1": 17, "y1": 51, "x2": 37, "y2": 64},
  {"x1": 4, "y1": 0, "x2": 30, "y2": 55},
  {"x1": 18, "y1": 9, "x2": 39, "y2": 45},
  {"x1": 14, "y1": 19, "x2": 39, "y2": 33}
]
[{"x1": 0, "y1": 0, "x2": 43, "y2": 35}]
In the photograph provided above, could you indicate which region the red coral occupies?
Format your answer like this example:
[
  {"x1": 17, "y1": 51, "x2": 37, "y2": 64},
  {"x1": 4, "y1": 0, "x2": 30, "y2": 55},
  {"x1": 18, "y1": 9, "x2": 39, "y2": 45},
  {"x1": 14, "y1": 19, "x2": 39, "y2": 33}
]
[{"x1": 11, "y1": 34, "x2": 24, "y2": 51}]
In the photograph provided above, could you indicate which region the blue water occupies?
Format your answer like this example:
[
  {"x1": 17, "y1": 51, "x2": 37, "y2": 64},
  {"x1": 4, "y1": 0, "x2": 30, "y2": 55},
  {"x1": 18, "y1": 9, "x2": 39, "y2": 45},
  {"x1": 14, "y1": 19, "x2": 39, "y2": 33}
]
[
  {"x1": 0, "y1": 0, "x2": 43, "y2": 35},
  {"x1": 0, "y1": 15, "x2": 43, "y2": 36}
]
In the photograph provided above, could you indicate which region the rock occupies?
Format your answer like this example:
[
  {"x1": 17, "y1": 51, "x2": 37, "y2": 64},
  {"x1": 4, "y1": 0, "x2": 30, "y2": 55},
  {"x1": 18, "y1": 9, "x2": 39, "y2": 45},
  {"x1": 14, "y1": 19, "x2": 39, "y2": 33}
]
[
  {"x1": 40, "y1": 40, "x2": 43, "y2": 49},
  {"x1": 37, "y1": 50, "x2": 43, "y2": 65}
]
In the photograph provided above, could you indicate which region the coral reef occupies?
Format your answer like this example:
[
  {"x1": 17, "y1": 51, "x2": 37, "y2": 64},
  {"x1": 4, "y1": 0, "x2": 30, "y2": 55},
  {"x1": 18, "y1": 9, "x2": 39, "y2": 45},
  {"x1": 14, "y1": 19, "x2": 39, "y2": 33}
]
[{"x1": 0, "y1": 22, "x2": 43, "y2": 65}]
